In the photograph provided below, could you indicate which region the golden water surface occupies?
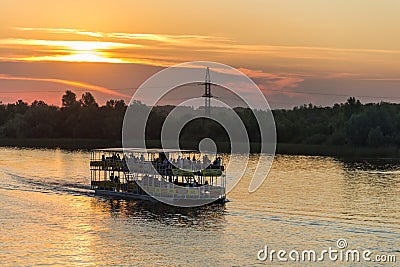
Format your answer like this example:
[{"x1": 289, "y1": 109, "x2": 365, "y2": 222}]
[{"x1": 0, "y1": 148, "x2": 399, "y2": 266}]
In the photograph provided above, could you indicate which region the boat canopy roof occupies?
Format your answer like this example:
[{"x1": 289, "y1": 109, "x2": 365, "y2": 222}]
[{"x1": 93, "y1": 148, "x2": 198, "y2": 153}]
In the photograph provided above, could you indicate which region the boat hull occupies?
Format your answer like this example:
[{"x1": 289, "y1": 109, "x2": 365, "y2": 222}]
[{"x1": 94, "y1": 189, "x2": 226, "y2": 207}]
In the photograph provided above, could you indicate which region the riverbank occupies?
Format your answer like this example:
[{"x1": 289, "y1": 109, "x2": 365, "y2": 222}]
[
  {"x1": 276, "y1": 143, "x2": 400, "y2": 158},
  {"x1": 0, "y1": 138, "x2": 399, "y2": 158},
  {"x1": 0, "y1": 138, "x2": 121, "y2": 150}
]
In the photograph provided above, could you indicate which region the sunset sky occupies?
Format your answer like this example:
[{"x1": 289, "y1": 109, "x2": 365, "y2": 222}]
[{"x1": 1, "y1": 0, "x2": 399, "y2": 108}]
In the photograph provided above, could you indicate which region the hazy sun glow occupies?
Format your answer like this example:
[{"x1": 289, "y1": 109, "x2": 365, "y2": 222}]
[
  {"x1": 23, "y1": 52, "x2": 128, "y2": 63},
  {"x1": 64, "y1": 52, "x2": 122, "y2": 63},
  {"x1": 0, "y1": 38, "x2": 136, "y2": 63}
]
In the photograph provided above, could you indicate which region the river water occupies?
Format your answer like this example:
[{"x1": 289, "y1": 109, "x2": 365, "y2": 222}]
[{"x1": 0, "y1": 148, "x2": 399, "y2": 266}]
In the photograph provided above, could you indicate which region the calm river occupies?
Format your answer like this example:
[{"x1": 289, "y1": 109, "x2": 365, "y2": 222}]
[{"x1": 0, "y1": 148, "x2": 399, "y2": 266}]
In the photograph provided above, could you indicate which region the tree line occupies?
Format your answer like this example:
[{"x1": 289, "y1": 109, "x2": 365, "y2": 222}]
[
  {"x1": 274, "y1": 97, "x2": 399, "y2": 147},
  {"x1": 0, "y1": 91, "x2": 126, "y2": 140},
  {"x1": 0, "y1": 91, "x2": 399, "y2": 148}
]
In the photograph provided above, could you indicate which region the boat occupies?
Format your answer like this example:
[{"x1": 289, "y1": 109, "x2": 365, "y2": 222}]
[{"x1": 90, "y1": 148, "x2": 227, "y2": 207}]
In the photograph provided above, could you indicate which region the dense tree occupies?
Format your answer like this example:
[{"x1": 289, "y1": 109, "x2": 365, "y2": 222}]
[
  {"x1": 15, "y1": 100, "x2": 29, "y2": 114},
  {"x1": 0, "y1": 93, "x2": 399, "y2": 149},
  {"x1": 62, "y1": 90, "x2": 78, "y2": 108},
  {"x1": 367, "y1": 127, "x2": 385, "y2": 147},
  {"x1": 80, "y1": 92, "x2": 98, "y2": 108}
]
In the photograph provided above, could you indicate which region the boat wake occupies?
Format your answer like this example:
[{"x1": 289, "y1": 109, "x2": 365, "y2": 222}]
[{"x1": 0, "y1": 168, "x2": 93, "y2": 197}]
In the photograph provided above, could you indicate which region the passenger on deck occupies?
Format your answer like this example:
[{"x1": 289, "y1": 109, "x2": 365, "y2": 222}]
[
  {"x1": 184, "y1": 157, "x2": 191, "y2": 169},
  {"x1": 163, "y1": 158, "x2": 168, "y2": 167},
  {"x1": 196, "y1": 159, "x2": 201, "y2": 169},
  {"x1": 178, "y1": 156, "x2": 183, "y2": 168},
  {"x1": 216, "y1": 157, "x2": 221, "y2": 166},
  {"x1": 122, "y1": 157, "x2": 127, "y2": 171},
  {"x1": 203, "y1": 155, "x2": 211, "y2": 167}
]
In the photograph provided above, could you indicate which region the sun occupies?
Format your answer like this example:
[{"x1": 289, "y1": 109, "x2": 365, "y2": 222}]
[
  {"x1": 56, "y1": 50, "x2": 126, "y2": 63},
  {"x1": 57, "y1": 41, "x2": 131, "y2": 63},
  {"x1": 2, "y1": 39, "x2": 134, "y2": 63}
]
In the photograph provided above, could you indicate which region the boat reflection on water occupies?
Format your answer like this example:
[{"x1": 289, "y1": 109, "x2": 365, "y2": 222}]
[{"x1": 90, "y1": 197, "x2": 227, "y2": 228}]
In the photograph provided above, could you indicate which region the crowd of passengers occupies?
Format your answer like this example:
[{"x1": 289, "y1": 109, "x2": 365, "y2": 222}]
[
  {"x1": 101, "y1": 153, "x2": 222, "y2": 170},
  {"x1": 152, "y1": 155, "x2": 222, "y2": 170},
  {"x1": 101, "y1": 153, "x2": 222, "y2": 187}
]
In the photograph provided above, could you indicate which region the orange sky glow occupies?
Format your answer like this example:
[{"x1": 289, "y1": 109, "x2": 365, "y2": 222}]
[{"x1": 0, "y1": 0, "x2": 399, "y2": 108}]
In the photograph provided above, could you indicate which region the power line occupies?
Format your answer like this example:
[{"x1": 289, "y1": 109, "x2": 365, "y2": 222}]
[{"x1": 269, "y1": 88, "x2": 400, "y2": 99}]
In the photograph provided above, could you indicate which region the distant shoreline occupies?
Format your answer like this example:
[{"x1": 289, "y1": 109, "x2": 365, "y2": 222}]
[
  {"x1": 1, "y1": 138, "x2": 399, "y2": 158},
  {"x1": 0, "y1": 138, "x2": 120, "y2": 150}
]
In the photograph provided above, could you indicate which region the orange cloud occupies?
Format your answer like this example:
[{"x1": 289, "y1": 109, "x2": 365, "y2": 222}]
[
  {"x1": 5, "y1": 27, "x2": 399, "y2": 66},
  {"x1": 1, "y1": 27, "x2": 399, "y2": 89},
  {"x1": 237, "y1": 68, "x2": 304, "y2": 92},
  {"x1": 0, "y1": 26, "x2": 396, "y2": 84},
  {"x1": 0, "y1": 74, "x2": 128, "y2": 97}
]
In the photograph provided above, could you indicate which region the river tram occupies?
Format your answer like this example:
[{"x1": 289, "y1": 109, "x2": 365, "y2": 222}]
[{"x1": 90, "y1": 148, "x2": 227, "y2": 207}]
